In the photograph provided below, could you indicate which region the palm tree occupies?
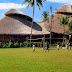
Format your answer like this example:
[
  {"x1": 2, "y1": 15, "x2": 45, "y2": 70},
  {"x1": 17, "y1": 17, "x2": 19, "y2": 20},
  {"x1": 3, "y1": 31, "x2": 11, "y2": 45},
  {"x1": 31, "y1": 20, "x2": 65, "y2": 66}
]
[
  {"x1": 60, "y1": 15, "x2": 69, "y2": 48},
  {"x1": 41, "y1": 11, "x2": 49, "y2": 22},
  {"x1": 60, "y1": 15, "x2": 69, "y2": 35},
  {"x1": 68, "y1": 20, "x2": 72, "y2": 31},
  {"x1": 50, "y1": 6, "x2": 53, "y2": 45},
  {"x1": 41, "y1": 11, "x2": 49, "y2": 49},
  {"x1": 23, "y1": 0, "x2": 45, "y2": 46}
]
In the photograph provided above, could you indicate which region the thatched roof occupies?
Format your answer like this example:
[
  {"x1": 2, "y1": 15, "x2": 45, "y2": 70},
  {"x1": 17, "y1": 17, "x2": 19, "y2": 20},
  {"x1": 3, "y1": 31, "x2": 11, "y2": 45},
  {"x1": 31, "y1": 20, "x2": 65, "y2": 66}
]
[
  {"x1": 0, "y1": 9, "x2": 50, "y2": 35},
  {"x1": 44, "y1": 5, "x2": 72, "y2": 35},
  {"x1": 5, "y1": 9, "x2": 32, "y2": 22},
  {"x1": 44, "y1": 14, "x2": 69, "y2": 35},
  {"x1": 5, "y1": 9, "x2": 25, "y2": 15},
  {"x1": 55, "y1": 5, "x2": 72, "y2": 15}
]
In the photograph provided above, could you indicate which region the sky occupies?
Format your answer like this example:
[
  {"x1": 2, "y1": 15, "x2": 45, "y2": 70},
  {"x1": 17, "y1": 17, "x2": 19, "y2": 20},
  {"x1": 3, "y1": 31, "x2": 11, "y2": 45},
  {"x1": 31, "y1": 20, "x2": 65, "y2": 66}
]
[{"x1": 0, "y1": 0, "x2": 72, "y2": 22}]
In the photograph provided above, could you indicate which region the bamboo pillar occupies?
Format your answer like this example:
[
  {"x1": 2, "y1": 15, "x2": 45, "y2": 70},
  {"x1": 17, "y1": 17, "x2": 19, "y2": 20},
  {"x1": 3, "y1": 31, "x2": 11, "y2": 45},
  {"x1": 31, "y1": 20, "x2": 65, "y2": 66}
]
[
  {"x1": 65, "y1": 38, "x2": 66, "y2": 45},
  {"x1": 43, "y1": 35, "x2": 45, "y2": 50},
  {"x1": 26, "y1": 37, "x2": 29, "y2": 47},
  {"x1": 40, "y1": 40, "x2": 42, "y2": 48}
]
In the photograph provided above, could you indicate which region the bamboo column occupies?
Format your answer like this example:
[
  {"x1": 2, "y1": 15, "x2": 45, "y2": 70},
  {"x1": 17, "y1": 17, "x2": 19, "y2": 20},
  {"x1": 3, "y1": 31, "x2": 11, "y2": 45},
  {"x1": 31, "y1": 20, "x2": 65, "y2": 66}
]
[{"x1": 43, "y1": 35, "x2": 45, "y2": 50}]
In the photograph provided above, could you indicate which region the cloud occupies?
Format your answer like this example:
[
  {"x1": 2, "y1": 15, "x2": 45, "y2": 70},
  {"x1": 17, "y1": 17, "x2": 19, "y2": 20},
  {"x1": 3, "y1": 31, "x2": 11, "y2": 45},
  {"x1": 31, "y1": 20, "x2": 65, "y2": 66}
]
[
  {"x1": 0, "y1": 3, "x2": 27, "y2": 10},
  {"x1": 47, "y1": 0, "x2": 72, "y2": 4},
  {"x1": 1, "y1": 14, "x2": 4, "y2": 15}
]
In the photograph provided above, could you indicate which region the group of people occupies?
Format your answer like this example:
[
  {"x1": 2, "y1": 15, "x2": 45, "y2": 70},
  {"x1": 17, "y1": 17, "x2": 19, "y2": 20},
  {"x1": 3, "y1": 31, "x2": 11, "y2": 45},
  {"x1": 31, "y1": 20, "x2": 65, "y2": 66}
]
[
  {"x1": 33, "y1": 41, "x2": 49, "y2": 52},
  {"x1": 57, "y1": 40, "x2": 71, "y2": 51},
  {"x1": 33, "y1": 40, "x2": 71, "y2": 52},
  {"x1": 66, "y1": 41, "x2": 71, "y2": 50}
]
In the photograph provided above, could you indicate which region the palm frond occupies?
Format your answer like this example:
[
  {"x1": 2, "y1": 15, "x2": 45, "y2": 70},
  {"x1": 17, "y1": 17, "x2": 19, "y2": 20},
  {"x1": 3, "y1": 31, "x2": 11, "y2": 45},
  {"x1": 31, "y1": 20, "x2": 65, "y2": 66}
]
[
  {"x1": 23, "y1": 0, "x2": 34, "y2": 10},
  {"x1": 60, "y1": 15, "x2": 69, "y2": 25},
  {"x1": 23, "y1": 0, "x2": 45, "y2": 10},
  {"x1": 41, "y1": 11, "x2": 49, "y2": 22},
  {"x1": 36, "y1": 0, "x2": 44, "y2": 9},
  {"x1": 23, "y1": 0, "x2": 29, "y2": 4},
  {"x1": 26, "y1": 2, "x2": 31, "y2": 10},
  {"x1": 68, "y1": 20, "x2": 72, "y2": 31}
]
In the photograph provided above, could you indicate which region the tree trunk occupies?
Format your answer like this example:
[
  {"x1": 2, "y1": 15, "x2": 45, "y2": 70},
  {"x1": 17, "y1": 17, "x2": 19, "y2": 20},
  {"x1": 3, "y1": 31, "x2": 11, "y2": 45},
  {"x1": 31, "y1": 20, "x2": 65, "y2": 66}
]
[
  {"x1": 64, "y1": 25, "x2": 65, "y2": 34},
  {"x1": 50, "y1": 18, "x2": 52, "y2": 45},
  {"x1": 30, "y1": 1, "x2": 35, "y2": 47},
  {"x1": 63, "y1": 25, "x2": 65, "y2": 38},
  {"x1": 43, "y1": 35, "x2": 45, "y2": 50},
  {"x1": 50, "y1": 8, "x2": 53, "y2": 45}
]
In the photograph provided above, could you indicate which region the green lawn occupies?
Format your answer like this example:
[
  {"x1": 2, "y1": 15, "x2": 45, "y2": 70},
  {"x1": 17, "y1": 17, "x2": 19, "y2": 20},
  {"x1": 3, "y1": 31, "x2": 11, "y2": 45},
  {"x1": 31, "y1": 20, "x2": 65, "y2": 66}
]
[{"x1": 0, "y1": 47, "x2": 72, "y2": 72}]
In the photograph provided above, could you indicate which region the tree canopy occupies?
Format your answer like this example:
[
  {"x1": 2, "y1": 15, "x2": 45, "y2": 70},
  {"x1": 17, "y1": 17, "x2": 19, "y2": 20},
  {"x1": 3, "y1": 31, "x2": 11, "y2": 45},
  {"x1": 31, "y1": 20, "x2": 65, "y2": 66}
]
[{"x1": 41, "y1": 11, "x2": 49, "y2": 22}]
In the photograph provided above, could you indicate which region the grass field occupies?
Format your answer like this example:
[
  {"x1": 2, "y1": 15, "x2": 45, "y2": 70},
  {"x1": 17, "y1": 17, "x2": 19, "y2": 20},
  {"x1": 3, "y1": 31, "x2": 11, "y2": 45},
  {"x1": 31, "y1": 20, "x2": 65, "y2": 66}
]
[{"x1": 0, "y1": 47, "x2": 72, "y2": 72}]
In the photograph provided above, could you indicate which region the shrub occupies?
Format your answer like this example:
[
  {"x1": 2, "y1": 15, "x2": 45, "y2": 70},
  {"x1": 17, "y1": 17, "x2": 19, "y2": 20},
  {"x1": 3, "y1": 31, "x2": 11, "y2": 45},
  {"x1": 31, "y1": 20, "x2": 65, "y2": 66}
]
[
  {"x1": 46, "y1": 41, "x2": 49, "y2": 45},
  {"x1": 20, "y1": 42, "x2": 24, "y2": 47},
  {"x1": 7, "y1": 40, "x2": 13, "y2": 48},
  {"x1": 57, "y1": 42, "x2": 60, "y2": 45},
  {"x1": 34, "y1": 42, "x2": 38, "y2": 47},
  {"x1": 38, "y1": 42, "x2": 41, "y2": 47},
  {"x1": 13, "y1": 41, "x2": 19, "y2": 48},
  {"x1": 57, "y1": 42, "x2": 59, "y2": 45},
  {"x1": 2, "y1": 43, "x2": 7, "y2": 48},
  {"x1": 23, "y1": 41, "x2": 28, "y2": 47},
  {"x1": 62, "y1": 42, "x2": 65, "y2": 47},
  {"x1": 32, "y1": 42, "x2": 41, "y2": 47},
  {"x1": 57, "y1": 42, "x2": 62, "y2": 46},
  {"x1": 28, "y1": 42, "x2": 31, "y2": 47},
  {"x1": 66, "y1": 39, "x2": 69, "y2": 44},
  {"x1": 0, "y1": 42, "x2": 2, "y2": 48}
]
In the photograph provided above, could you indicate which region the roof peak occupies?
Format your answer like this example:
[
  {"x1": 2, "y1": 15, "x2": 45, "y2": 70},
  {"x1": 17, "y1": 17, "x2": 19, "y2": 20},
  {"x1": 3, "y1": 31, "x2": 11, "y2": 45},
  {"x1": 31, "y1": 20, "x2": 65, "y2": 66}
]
[
  {"x1": 4, "y1": 9, "x2": 26, "y2": 16},
  {"x1": 55, "y1": 5, "x2": 72, "y2": 14}
]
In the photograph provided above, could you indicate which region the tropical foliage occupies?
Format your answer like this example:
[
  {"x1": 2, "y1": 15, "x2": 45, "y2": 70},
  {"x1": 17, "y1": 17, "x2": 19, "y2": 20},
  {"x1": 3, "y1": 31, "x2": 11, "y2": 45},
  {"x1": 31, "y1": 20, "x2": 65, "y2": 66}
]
[
  {"x1": 60, "y1": 15, "x2": 69, "y2": 33},
  {"x1": 68, "y1": 20, "x2": 72, "y2": 31},
  {"x1": 23, "y1": 0, "x2": 46, "y2": 46},
  {"x1": 41, "y1": 11, "x2": 49, "y2": 22},
  {"x1": 23, "y1": 0, "x2": 45, "y2": 10},
  {"x1": 0, "y1": 40, "x2": 41, "y2": 48},
  {"x1": 60, "y1": 15, "x2": 69, "y2": 25}
]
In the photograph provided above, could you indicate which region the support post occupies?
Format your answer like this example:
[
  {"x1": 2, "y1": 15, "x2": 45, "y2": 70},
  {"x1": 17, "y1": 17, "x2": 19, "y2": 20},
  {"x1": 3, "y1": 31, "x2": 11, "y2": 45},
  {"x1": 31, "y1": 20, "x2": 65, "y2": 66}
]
[
  {"x1": 26, "y1": 37, "x2": 29, "y2": 47},
  {"x1": 65, "y1": 37, "x2": 66, "y2": 45},
  {"x1": 43, "y1": 35, "x2": 45, "y2": 50}
]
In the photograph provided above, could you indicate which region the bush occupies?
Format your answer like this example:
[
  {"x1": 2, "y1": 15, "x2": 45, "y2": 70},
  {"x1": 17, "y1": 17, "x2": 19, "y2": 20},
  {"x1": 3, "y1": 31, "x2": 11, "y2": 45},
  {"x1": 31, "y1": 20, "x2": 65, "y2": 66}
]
[
  {"x1": 24, "y1": 42, "x2": 41, "y2": 47},
  {"x1": 13, "y1": 41, "x2": 19, "y2": 48},
  {"x1": 37, "y1": 42, "x2": 41, "y2": 47},
  {"x1": 7, "y1": 40, "x2": 13, "y2": 48},
  {"x1": 57, "y1": 42, "x2": 62, "y2": 46},
  {"x1": 0, "y1": 42, "x2": 2, "y2": 48},
  {"x1": 23, "y1": 41, "x2": 28, "y2": 47},
  {"x1": 31, "y1": 42, "x2": 41, "y2": 47},
  {"x1": 66, "y1": 39, "x2": 69, "y2": 44},
  {"x1": 2, "y1": 43, "x2": 7, "y2": 48},
  {"x1": 0, "y1": 41, "x2": 41, "y2": 48},
  {"x1": 62, "y1": 42, "x2": 65, "y2": 47},
  {"x1": 46, "y1": 41, "x2": 49, "y2": 45},
  {"x1": 28, "y1": 42, "x2": 31, "y2": 47},
  {"x1": 20, "y1": 42, "x2": 24, "y2": 47}
]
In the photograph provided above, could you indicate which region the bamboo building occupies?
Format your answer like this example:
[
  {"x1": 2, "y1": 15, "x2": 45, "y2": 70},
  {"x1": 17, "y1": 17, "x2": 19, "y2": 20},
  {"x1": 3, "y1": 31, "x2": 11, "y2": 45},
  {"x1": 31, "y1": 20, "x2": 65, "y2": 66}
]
[
  {"x1": 0, "y1": 5, "x2": 72, "y2": 43},
  {"x1": 0, "y1": 9, "x2": 50, "y2": 42},
  {"x1": 44, "y1": 5, "x2": 72, "y2": 43}
]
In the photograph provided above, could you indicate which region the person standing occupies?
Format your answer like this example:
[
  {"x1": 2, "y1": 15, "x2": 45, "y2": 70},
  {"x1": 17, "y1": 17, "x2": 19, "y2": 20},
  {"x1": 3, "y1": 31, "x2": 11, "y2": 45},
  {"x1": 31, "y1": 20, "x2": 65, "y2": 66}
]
[
  {"x1": 68, "y1": 40, "x2": 71, "y2": 50},
  {"x1": 45, "y1": 42, "x2": 49, "y2": 52},
  {"x1": 57, "y1": 43, "x2": 59, "y2": 50},
  {"x1": 33, "y1": 44, "x2": 35, "y2": 52},
  {"x1": 66, "y1": 43, "x2": 68, "y2": 50}
]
